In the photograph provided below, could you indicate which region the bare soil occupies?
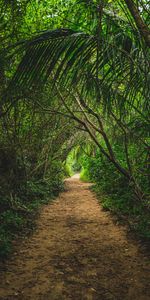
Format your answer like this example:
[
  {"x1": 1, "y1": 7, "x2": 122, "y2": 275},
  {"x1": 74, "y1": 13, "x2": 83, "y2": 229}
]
[{"x1": 0, "y1": 175, "x2": 150, "y2": 300}]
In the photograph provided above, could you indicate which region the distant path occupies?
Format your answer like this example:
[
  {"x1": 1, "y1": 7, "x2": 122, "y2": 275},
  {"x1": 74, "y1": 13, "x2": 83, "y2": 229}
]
[{"x1": 0, "y1": 176, "x2": 149, "y2": 300}]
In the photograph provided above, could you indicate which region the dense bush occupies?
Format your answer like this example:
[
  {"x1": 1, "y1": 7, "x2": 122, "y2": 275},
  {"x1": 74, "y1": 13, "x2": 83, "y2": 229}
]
[
  {"x1": 80, "y1": 150, "x2": 150, "y2": 240},
  {"x1": 0, "y1": 166, "x2": 65, "y2": 259}
]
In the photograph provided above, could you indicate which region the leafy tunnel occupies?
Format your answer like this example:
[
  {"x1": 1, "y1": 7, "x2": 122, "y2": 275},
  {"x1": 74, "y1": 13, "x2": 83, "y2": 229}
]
[{"x1": 0, "y1": 0, "x2": 149, "y2": 257}]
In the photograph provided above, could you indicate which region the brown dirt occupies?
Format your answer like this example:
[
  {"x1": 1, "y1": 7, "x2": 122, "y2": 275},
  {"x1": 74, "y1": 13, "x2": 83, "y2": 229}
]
[{"x1": 0, "y1": 175, "x2": 150, "y2": 300}]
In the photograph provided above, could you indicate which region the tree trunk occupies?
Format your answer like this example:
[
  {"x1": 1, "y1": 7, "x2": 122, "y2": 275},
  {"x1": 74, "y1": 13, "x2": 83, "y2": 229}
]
[{"x1": 123, "y1": 0, "x2": 150, "y2": 47}]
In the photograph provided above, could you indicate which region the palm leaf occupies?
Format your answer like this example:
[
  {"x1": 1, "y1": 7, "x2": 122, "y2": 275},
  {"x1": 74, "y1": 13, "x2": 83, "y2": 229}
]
[{"x1": 5, "y1": 21, "x2": 149, "y2": 113}]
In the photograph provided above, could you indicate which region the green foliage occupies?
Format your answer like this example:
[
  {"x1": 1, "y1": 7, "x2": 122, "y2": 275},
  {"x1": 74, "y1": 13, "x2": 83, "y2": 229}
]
[
  {"x1": 63, "y1": 163, "x2": 73, "y2": 177},
  {"x1": 65, "y1": 145, "x2": 84, "y2": 176},
  {"x1": 80, "y1": 168, "x2": 91, "y2": 182},
  {"x1": 80, "y1": 150, "x2": 150, "y2": 240},
  {"x1": 0, "y1": 0, "x2": 149, "y2": 257},
  {"x1": 134, "y1": 218, "x2": 150, "y2": 240},
  {"x1": 0, "y1": 231, "x2": 11, "y2": 258},
  {"x1": 0, "y1": 175, "x2": 64, "y2": 259},
  {"x1": 1, "y1": 211, "x2": 24, "y2": 231},
  {"x1": 0, "y1": 208, "x2": 26, "y2": 259}
]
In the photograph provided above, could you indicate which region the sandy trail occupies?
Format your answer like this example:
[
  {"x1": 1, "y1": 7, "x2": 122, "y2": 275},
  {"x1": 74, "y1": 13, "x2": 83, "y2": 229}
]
[{"x1": 0, "y1": 176, "x2": 149, "y2": 300}]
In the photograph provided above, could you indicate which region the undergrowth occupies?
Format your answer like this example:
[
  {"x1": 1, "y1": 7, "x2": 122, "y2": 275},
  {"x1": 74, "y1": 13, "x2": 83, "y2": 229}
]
[
  {"x1": 80, "y1": 168, "x2": 90, "y2": 182},
  {"x1": 0, "y1": 178, "x2": 64, "y2": 260},
  {"x1": 91, "y1": 185, "x2": 150, "y2": 241},
  {"x1": 80, "y1": 152, "x2": 150, "y2": 241}
]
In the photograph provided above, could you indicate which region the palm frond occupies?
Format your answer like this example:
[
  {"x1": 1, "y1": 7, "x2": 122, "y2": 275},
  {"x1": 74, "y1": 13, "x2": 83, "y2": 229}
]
[{"x1": 5, "y1": 23, "x2": 149, "y2": 113}]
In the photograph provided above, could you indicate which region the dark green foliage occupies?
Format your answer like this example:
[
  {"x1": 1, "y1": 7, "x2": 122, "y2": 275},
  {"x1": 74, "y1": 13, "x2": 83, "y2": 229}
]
[
  {"x1": 0, "y1": 231, "x2": 11, "y2": 258},
  {"x1": 1, "y1": 211, "x2": 25, "y2": 232},
  {"x1": 0, "y1": 175, "x2": 64, "y2": 259}
]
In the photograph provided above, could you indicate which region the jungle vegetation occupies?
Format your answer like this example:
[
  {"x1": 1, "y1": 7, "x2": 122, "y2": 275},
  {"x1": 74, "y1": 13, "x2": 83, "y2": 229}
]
[{"x1": 0, "y1": 0, "x2": 150, "y2": 258}]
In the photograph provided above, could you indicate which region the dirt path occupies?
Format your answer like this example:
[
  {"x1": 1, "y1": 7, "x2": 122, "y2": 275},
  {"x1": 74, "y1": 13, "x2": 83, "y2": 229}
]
[{"x1": 0, "y1": 176, "x2": 150, "y2": 300}]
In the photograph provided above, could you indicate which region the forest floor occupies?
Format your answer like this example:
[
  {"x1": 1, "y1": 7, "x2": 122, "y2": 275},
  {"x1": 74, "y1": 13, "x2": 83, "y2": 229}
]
[{"x1": 0, "y1": 175, "x2": 150, "y2": 300}]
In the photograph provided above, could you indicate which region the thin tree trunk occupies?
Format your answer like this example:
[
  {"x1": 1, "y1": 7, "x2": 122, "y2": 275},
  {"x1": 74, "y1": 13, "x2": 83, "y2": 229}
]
[{"x1": 124, "y1": 0, "x2": 150, "y2": 47}]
